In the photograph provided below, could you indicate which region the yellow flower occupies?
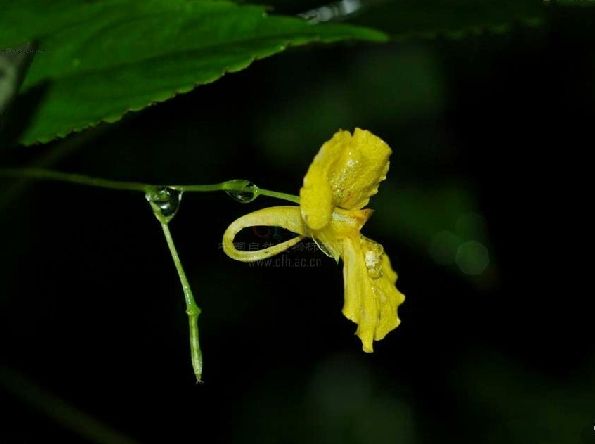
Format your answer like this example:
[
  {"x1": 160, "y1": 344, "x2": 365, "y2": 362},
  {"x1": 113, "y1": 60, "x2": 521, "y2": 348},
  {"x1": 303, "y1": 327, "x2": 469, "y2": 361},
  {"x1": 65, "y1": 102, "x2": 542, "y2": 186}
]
[{"x1": 223, "y1": 128, "x2": 405, "y2": 352}]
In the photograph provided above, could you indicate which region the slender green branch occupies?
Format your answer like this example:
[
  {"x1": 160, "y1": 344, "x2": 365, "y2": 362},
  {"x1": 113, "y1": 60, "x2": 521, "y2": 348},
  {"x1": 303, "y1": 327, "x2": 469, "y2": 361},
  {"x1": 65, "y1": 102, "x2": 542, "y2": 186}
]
[
  {"x1": 0, "y1": 167, "x2": 300, "y2": 204},
  {"x1": 256, "y1": 189, "x2": 300, "y2": 204},
  {"x1": 172, "y1": 181, "x2": 300, "y2": 204},
  {"x1": 0, "y1": 126, "x2": 110, "y2": 210},
  {"x1": 158, "y1": 221, "x2": 203, "y2": 383},
  {"x1": 0, "y1": 167, "x2": 149, "y2": 192}
]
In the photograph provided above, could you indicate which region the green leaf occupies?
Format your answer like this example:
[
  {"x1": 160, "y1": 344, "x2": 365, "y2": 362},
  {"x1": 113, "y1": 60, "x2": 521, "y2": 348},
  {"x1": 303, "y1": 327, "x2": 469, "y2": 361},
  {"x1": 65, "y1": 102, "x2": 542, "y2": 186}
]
[{"x1": 0, "y1": 0, "x2": 386, "y2": 145}]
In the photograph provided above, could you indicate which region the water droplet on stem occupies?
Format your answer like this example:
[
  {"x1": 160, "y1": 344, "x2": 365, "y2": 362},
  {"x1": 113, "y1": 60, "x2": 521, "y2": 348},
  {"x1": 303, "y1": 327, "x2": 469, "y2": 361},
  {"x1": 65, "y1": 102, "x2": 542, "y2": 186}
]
[
  {"x1": 225, "y1": 180, "x2": 259, "y2": 203},
  {"x1": 146, "y1": 187, "x2": 183, "y2": 223}
]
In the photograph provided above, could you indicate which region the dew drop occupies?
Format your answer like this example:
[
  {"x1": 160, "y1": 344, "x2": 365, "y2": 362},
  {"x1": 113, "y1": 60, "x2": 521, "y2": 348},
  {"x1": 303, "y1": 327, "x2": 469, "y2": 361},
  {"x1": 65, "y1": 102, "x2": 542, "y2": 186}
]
[
  {"x1": 364, "y1": 242, "x2": 384, "y2": 279},
  {"x1": 225, "y1": 180, "x2": 259, "y2": 203},
  {"x1": 146, "y1": 187, "x2": 183, "y2": 223}
]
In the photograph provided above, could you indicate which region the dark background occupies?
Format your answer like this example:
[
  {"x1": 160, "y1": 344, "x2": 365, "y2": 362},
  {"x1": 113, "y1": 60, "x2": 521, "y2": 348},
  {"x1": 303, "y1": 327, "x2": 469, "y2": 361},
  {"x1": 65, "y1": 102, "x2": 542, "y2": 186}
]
[{"x1": 1, "y1": 6, "x2": 593, "y2": 444}]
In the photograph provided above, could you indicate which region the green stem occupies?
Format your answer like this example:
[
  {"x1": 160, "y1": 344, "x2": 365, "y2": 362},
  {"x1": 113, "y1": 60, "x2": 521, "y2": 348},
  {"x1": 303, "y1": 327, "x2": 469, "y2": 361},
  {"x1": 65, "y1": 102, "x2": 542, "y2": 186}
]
[
  {"x1": 0, "y1": 167, "x2": 149, "y2": 192},
  {"x1": 0, "y1": 167, "x2": 300, "y2": 204},
  {"x1": 254, "y1": 189, "x2": 300, "y2": 204},
  {"x1": 159, "y1": 221, "x2": 203, "y2": 383},
  {"x1": 0, "y1": 127, "x2": 110, "y2": 210}
]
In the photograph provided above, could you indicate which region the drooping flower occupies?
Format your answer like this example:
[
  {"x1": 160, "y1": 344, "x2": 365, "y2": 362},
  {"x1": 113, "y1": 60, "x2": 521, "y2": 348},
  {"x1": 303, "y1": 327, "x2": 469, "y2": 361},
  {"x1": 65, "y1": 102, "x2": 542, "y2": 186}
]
[{"x1": 223, "y1": 129, "x2": 405, "y2": 352}]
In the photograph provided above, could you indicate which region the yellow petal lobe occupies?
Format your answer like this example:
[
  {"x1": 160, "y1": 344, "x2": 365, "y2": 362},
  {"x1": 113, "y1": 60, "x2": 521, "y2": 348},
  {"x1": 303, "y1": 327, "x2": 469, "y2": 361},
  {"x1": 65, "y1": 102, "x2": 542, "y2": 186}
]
[
  {"x1": 300, "y1": 130, "x2": 352, "y2": 230},
  {"x1": 342, "y1": 235, "x2": 405, "y2": 352},
  {"x1": 330, "y1": 128, "x2": 391, "y2": 210}
]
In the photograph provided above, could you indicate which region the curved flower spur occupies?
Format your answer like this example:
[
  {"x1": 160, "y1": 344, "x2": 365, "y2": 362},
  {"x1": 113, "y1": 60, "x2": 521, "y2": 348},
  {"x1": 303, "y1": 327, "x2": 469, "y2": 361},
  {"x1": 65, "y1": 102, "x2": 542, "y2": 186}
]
[{"x1": 223, "y1": 129, "x2": 405, "y2": 352}]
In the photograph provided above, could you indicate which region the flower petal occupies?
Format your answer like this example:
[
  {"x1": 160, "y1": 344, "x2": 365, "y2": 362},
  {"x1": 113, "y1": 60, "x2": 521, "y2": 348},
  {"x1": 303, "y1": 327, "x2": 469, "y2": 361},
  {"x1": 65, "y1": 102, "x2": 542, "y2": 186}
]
[
  {"x1": 300, "y1": 130, "x2": 345, "y2": 230},
  {"x1": 330, "y1": 128, "x2": 392, "y2": 210},
  {"x1": 372, "y1": 242, "x2": 405, "y2": 342},
  {"x1": 341, "y1": 235, "x2": 405, "y2": 352},
  {"x1": 314, "y1": 208, "x2": 373, "y2": 262},
  {"x1": 223, "y1": 206, "x2": 305, "y2": 262},
  {"x1": 300, "y1": 129, "x2": 391, "y2": 231}
]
